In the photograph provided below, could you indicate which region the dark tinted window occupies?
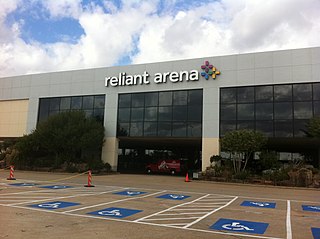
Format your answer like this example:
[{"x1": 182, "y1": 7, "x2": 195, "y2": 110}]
[
  {"x1": 237, "y1": 87, "x2": 254, "y2": 103},
  {"x1": 131, "y1": 108, "x2": 144, "y2": 121},
  {"x1": 294, "y1": 119, "x2": 308, "y2": 137},
  {"x1": 220, "y1": 88, "x2": 236, "y2": 103},
  {"x1": 274, "y1": 85, "x2": 292, "y2": 101},
  {"x1": 83, "y1": 96, "x2": 94, "y2": 109},
  {"x1": 50, "y1": 98, "x2": 60, "y2": 111},
  {"x1": 274, "y1": 102, "x2": 292, "y2": 119},
  {"x1": 173, "y1": 91, "x2": 187, "y2": 105},
  {"x1": 145, "y1": 92, "x2": 158, "y2": 107},
  {"x1": 144, "y1": 107, "x2": 157, "y2": 121},
  {"x1": 173, "y1": 106, "x2": 187, "y2": 121},
  {"x1": 293, "y1": 84, "x2": 312, "y2": 101},
  {"x1": 294, "y1": 102, "x2": 312, "y2": 119},
  {"x1": 237, "y1": 104, "x2": 254, "y2": 120},
  {"x1": 188, "y1": 90, "x2": 203, "y2": 105},
  {"x1": 255, "y1": 121, "x2": 273, "y2": 137},
  {"x1": 172, "y1": 122, "x2": 187, "y2": 137},
  {"x1": 131, "y1": 94, "x2": 144, "y2": 107},
  {"x1": 118, "y1": 108, "x2": 130, "y2": 122},
  {"x1": 274, "y1": 120, "x2": 293, "y2": 137},
  {"x1": 255, "y1": 86, "x2": 273, "y2": 102},
  {"x1": 158, "y1": 107, "x2": 172, "y2": 121},
  {"x1": 188, "y1": 106, "x2": 202, "y2": 121},
  {"x1": 256, "y1": 103, "x2": 273, "y2": 120},
  {"x1": 60, "y1": 97, "x2": 71, "y2": 110},
  {"x1": 94, "y1": 95, "x2": 105, "y2": 108},
  {"x1": 313, "y1": 83, "x2": 320, "y2": 100},
  {"x1": 119, "y1": 94, "x2": 131, "y2": 108},
  {"x1": 159, "y1": 92, "x2": 172, "y2": 106},
  {"x1": 71, "y1": 97, "x2": 82, "y2": 109}
]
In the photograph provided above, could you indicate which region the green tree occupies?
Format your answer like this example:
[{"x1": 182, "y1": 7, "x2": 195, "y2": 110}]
[
  {"x1": 16, "y1": 111, "x2": 105, "y2": 169},
  {"x1": 221, "y1": 130, "x2": 267, "y2": 173},
  {"x1": 306, "y1": 117, "x2": 320, "y2": 138}
]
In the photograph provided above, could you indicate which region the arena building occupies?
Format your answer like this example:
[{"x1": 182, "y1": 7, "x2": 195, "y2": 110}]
[{"x1": 0, "y1": 47, "x2": 319, "y2": 172}]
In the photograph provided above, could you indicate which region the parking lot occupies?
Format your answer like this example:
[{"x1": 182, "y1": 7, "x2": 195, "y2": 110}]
[{"x1": 0, "y1": 170, "x2": 319, "y2": 239}]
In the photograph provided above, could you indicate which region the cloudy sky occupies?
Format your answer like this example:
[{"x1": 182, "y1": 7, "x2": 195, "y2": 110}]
[{"x1": 0, "y1": 0, "x2": 319, "y2": 77}]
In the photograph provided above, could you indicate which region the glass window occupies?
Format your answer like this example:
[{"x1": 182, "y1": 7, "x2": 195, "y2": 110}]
[
  {"x1": 144, "y1": 107, "x2": 157, "y2": 121},
  {"x1": 50, "y1": 98, "x2": 60, "y2": 111},
  {"x1": 255, "y1": 86, "x2": 273, "y2": 102},
  {"x1": 144, "y1": 122, "x2": 157, "y2": 136},
  {"x1": 93, "y1": 109, "x2": 104, "y2": 122},
  {"x1": 158, "y1": 106, "x2": 172, "y2": 121},
  {"x1": 172, "y1": 122, "x2": 187, "y2": 137},
  {"x1": 71, "y1": 96, "x2": 82, "y2": 110},
  {"x1": 83, "y1": 96, "x2": 94, "y2": 109},
  {"x1": 274, "y1": 102, "x2": 292, "y2": 119},
  {"x1": 255, "y1": 121, "x2": 273, "y2": 137},
  {"x1": 130, "y1": 122, "x2": 143, "y2": 136},
  {"x1": 294, "y1": 120, "x2": 308, "y2": 137},
  {"x1": 38, "y1": 98, "x2": 50, "y2": 122},
  {"x1": 119, "y1": 94, "x2": 131, "y2": 108},
  {"x1": 94, "y1": 95, "x2": 105, "y2": 108},
  {"x1": 173, "y1": 106, "x2": 187, "y2": 121},
  {"x1": 131, "y1": 94, "x2": 144, "y2": 107},
  {"x1": 255, "y1": 103, "x2": 273, "y2": 120},
  {"x1": 158, "y1": 122, "x2": 172, "y2": 136},
  {"x1": 220, "y1": 121, "x2": 236, "y2": 136},
  {"x1": 60, "y1": 97, "x2": 71, "y2": 110},
  {"x1": 237, "y1": 121, "x2": 255, "y2": 130},
  {"x1": 188, "y1": 106, "x2": 202, "y2": 121},
  {"x1": 293, "y1": 84, "x2": 312, "y2": 101},
  {"x1": 159, "y1": 91, "x2": 172, "y2": 106},
  {"x1": 220, "y1": 104, "x2": 236, "y2": 120},
  {"x1": 145, "y1": 92, "x2": 158, "y2": 107},
  {"x1": 118, "y1": 108, "x2": 130, "y2": 122},
  {"x1": 274, "y1": 85, "x2": 292, "y2": 101},
  {"x1": 237, "y1": 104, "x2": 254, "y2": 120},
  {"x1": 314, "y1": 101, "x2": 320, "y2": 116},
  {"x1": 173, "y1": 91, "x2": 188, "y2": 105},
  {"x1": 274, "y1": 120, "x2": 293, "y2": 137},
  {"x1": 118, "y1": 123, "x2": 130, "y2": 136},
  {"x1": 188, "y1": 122, "x2": 202, "y2": 137},
  {"x1": 237, "y1": 87, "x2": 254, "y2": 103},
  {"x1": 131, "y1": 108, "x2": 144, "y2": 121},
  {"x1": 188, "y1": 89, "x2": 203, "y2": 105},
  {"x1": 220, "y1": 88, "x2": 236, "y2": 103},
  {"x1": 294, "y1": 102, "x2": 313, "y2": 119},
  {"x1": 313, "y1": 83, "x2": 320, "y2": 100}
]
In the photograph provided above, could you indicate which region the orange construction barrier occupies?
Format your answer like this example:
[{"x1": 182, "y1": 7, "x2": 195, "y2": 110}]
[
  {"x1": 84, "y1": 170, "x2": 95, "y2": 187},
  {"x1": 7, "y1": 165, "x2": 16, "y2": 180}
]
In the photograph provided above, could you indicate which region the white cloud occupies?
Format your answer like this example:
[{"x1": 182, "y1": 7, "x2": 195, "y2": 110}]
[{"x1": 0, "y1": 0, "x2": 319, "y2": 77}]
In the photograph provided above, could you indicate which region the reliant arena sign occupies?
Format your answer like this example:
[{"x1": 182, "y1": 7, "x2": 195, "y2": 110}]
[{"x1": 105, "y1": 61, "x2": 220, "y2": 87}]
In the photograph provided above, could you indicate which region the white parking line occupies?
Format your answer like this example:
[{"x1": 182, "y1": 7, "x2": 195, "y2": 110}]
[
  {"x1": 286, "y1": 200, "x2": 292, "y2": 239},
  {"x1": 183, "y1": 196, "x2": 238, "y2": 228},
  {"x1": 63, "y1": 190, "x2": 167, "y2": 213},
  {"x1": 7, "y1": 187, "x2": 128, "y2": 206},
  {"x1": 134, "y1": 194, "x2": 210, "y2": 222}
]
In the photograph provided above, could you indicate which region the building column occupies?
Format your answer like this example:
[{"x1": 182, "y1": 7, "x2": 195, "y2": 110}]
[
  {"x1": 201, "y1": 137, "x2": 220, "y2": 171},
  {"x1": 101, "y1": 137, "x2": 119, "y2": 171}
]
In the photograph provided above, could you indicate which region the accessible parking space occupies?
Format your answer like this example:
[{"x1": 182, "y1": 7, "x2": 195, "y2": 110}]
[
  {"x1": 291, "y1": 201, "x2": 320, "y2": 239},
  {"x1": 1, "y1": 172, "x2": 319, "y2": 239}
]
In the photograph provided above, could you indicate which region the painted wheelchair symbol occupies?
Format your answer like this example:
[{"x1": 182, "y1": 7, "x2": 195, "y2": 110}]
[
  {"x1": 250, "y1": 202, "x2": 269, "y2": 207},
  {"x1": 169, "y1": 194, "x2": 185, "y2": 199},
  {"x1": 98, "y1": 209, "x2": 122, "y2": 216},
  {"x1": 222, "y1": 222, "x2": 254, "y2": 231},
  {"x1": 127, "y1": 191, "x2": 141, "y2": 195},
  {"x1": 38, "y1": 202, "x2": 61, "y2": 209}
]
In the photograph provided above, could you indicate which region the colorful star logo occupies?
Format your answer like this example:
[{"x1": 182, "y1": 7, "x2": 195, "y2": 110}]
[{"x1": 200, "y1": 61, "x2": 220, "y2": 80}]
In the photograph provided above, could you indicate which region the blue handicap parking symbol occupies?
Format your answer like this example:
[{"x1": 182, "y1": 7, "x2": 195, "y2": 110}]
[
  {"x1": 29, "y1": 201, "x2": 80, "y2": 210},
  {"x1": 10, "y1": 183, "x2": 38, "y2": 187},
  {"x1": 210, "y1": 218, "x2": 269, "y2": 235},
  {"x1": 312, "y1": 227, "x2": 320, "y2": 239},
  {"x1": 88, "y1": 207, "x2": 142, "y2": 219},
  {"x1": 241, "y1": 200, "x2": 276, "y2": 208},
  {"x1": 39, "y1": 185, "x2": 73, "y2": 189},
  {"x1": 113, "y1": 190, "x2": 146, "y2": 196},
  {"x1": 157, "y1": 194, "x2": 190, "y2": 200},
  {"x1": 302, "y1": 205, "x2": 320, "y2": 212}
]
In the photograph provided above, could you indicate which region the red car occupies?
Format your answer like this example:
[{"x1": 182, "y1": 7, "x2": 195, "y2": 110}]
[{"x1": 146, "y1": 159, "x2": 183, "y2": 175}]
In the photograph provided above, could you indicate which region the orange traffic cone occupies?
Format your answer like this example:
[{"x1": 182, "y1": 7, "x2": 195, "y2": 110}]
[
  {"x1": 185, "y1": 173, "x2": 191, "y2": 182},
  {"x1": 7, "y1": 165, "x2": 16, "y2": 180},
  {"x1": 84, "y1": 170, "x2": 95, "y2": 187}
]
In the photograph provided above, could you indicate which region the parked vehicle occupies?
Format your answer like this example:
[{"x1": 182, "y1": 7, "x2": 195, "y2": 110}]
[{"x1": 146, "y1": 159, "x2": 186, "y2": 175}]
